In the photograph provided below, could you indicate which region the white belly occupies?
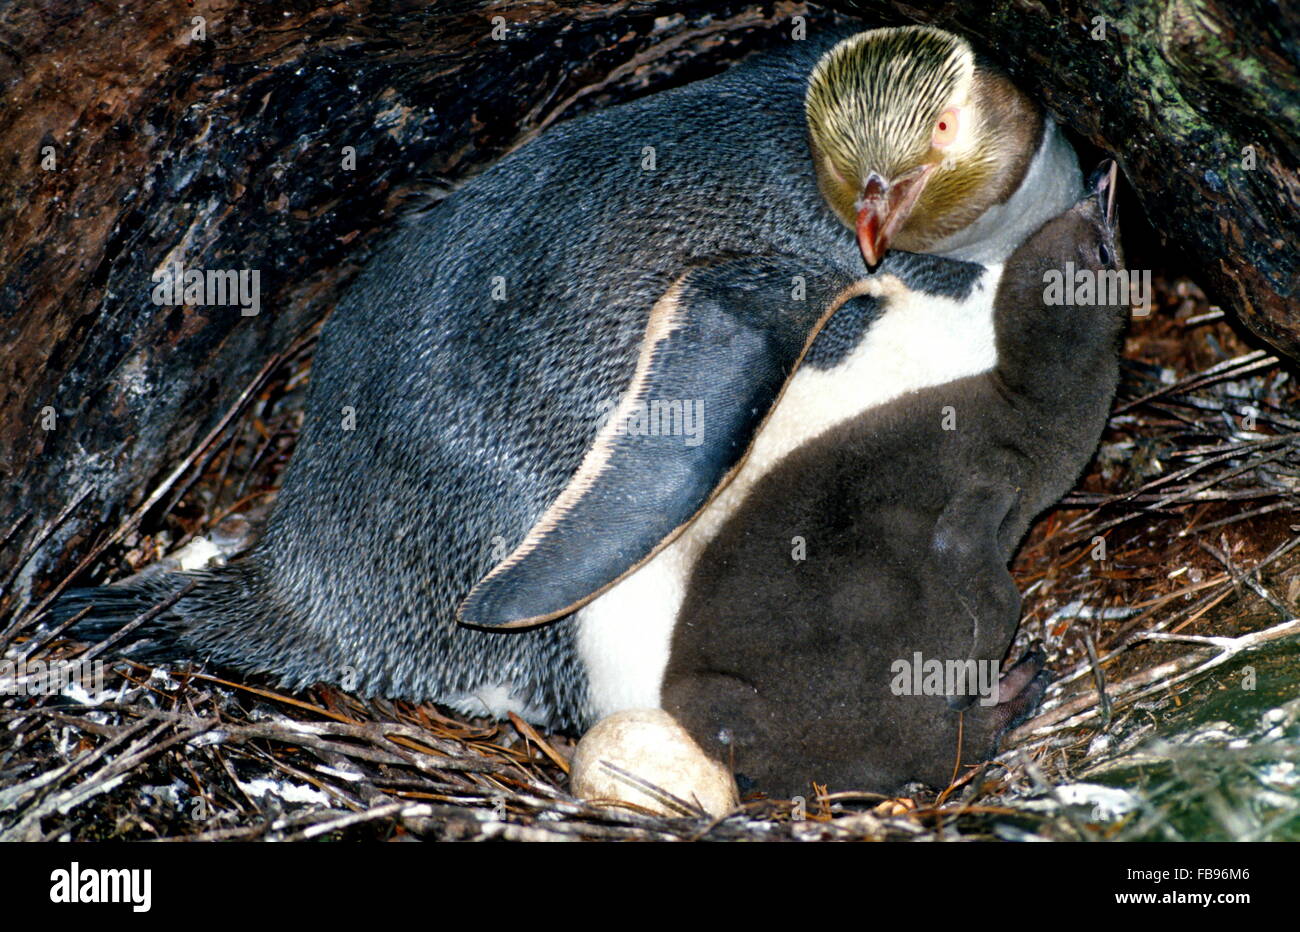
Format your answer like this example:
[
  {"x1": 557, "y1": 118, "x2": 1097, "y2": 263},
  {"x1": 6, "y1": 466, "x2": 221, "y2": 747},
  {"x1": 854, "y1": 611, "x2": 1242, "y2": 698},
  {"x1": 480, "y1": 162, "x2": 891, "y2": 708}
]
[{"x1": 576, "y1": 265, "x2": 1003, "y2": 721}]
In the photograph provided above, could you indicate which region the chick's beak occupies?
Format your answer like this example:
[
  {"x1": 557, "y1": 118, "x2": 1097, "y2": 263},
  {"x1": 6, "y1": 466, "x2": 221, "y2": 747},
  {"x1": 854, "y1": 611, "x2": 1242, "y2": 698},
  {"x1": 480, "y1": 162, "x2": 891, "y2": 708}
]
[{"x1": 855, "y1": 163, "x2": 936, "y2": 268}]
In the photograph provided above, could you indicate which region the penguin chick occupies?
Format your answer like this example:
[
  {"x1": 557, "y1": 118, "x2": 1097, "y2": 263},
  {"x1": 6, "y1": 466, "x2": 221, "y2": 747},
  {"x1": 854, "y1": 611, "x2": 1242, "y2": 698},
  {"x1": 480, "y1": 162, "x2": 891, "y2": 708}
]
[
  {"x1": 661, "y1": 164, "x2": 1126, "y2": 798},
  {"x1": 807, "y1": 25, "x2": 1080, "y2": 267}
]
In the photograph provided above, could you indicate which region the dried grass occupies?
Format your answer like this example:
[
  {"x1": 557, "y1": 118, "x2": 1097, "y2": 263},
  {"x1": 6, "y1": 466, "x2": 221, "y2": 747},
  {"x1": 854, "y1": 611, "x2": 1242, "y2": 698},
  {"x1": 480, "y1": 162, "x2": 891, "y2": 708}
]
[{"x1": 3, "y1": 274, "x2": 1298, "y2": 842}]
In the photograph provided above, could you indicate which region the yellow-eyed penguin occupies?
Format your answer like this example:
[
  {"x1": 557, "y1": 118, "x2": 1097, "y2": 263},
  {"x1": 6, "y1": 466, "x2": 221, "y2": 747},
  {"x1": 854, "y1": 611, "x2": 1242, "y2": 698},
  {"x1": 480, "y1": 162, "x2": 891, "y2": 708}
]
[{"x1": 56, "y1": 24, "x2": 1083, "y2": 733}]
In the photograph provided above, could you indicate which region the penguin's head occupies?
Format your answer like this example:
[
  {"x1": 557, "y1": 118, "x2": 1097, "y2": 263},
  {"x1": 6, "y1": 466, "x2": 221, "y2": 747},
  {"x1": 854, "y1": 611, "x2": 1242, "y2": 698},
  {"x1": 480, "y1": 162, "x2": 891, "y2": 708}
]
[
  {"x1": 1012, "y1": 159, "x2": 1124, "y2": 297},
  {"x1": 806, "y1": 26, "x2": 1041, "y2": 268},
  {"x1": 993, "y1": 159, "x2": 1127, "y2": 384}
]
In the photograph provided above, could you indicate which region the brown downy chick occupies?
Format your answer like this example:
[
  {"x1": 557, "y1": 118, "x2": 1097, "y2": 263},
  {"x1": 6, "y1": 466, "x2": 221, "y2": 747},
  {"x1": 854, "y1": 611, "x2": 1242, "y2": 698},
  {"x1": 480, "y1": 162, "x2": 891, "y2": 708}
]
[{"x1": 662, "y1": 163, "x2": 1127, "y2": 797}]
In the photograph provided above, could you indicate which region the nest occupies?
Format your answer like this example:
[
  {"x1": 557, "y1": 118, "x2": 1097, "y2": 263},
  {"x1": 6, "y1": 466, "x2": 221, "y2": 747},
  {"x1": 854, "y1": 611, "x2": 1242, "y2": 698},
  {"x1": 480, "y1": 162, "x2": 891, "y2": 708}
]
[{"x1": 3, "y1": 275, "x2": 1299, "y2": 842}]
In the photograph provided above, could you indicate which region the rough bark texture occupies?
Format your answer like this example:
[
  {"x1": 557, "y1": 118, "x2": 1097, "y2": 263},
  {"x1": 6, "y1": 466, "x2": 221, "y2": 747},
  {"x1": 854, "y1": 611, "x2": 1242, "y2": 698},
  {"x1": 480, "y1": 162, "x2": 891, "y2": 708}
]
[
  {"x1": 0, "y1": 0, "x2": 826, "y2": 614},
  {"x1": 1, "y1": 0, "x2": 1296, "y2": 615},
  {"x1": 831, "y1": 0, "x2": 1299, "y2": 352}
]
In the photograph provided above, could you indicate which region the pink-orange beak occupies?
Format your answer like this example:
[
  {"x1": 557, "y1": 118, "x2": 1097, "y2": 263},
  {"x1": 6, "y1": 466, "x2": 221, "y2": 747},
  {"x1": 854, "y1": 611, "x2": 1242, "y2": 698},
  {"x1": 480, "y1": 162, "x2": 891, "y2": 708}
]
[{"x1": 855, "y1": 164, "x2": 936, "y2": 268}]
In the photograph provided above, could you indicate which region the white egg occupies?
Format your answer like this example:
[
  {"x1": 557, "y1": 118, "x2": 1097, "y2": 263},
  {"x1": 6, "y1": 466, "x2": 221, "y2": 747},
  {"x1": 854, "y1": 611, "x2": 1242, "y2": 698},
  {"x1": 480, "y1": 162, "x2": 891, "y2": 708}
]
[{"x1": 570, "y1": 709, "x2": 739, "y2": 818}]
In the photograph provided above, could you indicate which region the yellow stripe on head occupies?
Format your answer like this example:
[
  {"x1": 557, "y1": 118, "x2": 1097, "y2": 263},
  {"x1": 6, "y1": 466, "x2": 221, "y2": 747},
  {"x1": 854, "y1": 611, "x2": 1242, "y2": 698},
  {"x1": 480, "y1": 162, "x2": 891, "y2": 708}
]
[{"x1": 806, "y1": 26, "x2": 974, "y2": 182}]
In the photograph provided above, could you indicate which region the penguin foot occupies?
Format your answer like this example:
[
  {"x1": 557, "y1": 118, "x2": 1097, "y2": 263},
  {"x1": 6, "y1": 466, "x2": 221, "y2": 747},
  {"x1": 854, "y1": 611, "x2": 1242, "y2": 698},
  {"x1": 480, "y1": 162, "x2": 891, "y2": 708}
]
[{"x1": 991, "y1": 648, "x2": 1051, "y2": 734}]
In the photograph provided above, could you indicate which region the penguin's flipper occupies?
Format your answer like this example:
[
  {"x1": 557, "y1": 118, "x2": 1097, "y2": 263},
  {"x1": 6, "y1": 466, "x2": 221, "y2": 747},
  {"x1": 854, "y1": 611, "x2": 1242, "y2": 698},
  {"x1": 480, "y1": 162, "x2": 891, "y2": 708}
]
[{"x1": 459, "y1": 257, "x2": 869, "y2": 628}]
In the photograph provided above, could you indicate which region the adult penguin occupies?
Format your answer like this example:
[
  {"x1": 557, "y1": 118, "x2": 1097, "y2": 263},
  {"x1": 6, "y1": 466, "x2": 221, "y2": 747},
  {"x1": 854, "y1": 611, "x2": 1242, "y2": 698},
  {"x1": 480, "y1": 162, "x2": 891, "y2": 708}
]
[{"x1": 59, "y1": 24, "x2": 1082, "y2": 730}]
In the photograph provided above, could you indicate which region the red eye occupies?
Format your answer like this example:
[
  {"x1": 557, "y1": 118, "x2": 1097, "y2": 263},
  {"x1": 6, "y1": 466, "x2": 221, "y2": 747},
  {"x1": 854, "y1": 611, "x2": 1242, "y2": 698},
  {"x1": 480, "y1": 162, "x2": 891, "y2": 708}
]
[{"x1": 938, "y1": 121, "x2": 948, "y2": 132}]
